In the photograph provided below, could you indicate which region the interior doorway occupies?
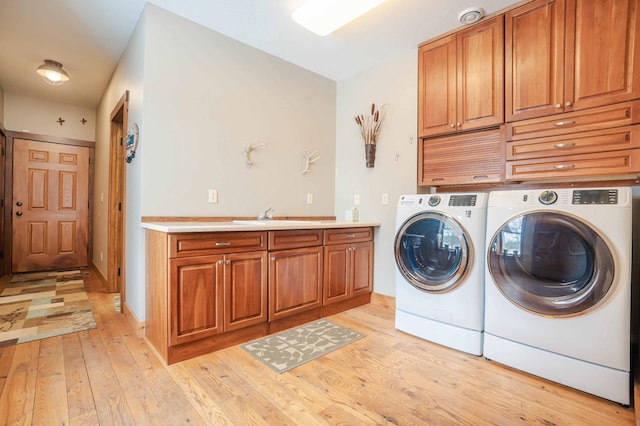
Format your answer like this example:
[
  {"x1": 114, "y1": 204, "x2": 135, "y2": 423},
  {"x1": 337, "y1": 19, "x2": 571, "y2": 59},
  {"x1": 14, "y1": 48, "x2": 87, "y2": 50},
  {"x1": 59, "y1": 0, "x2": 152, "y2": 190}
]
[{"x1": 107, "y1": 91, "x2": 129, "y2": 299}]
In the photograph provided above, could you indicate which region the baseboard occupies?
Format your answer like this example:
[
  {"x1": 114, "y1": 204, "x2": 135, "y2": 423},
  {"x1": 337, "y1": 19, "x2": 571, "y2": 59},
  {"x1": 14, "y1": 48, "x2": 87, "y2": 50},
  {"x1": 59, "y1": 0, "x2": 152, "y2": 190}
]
[
  {"x1": 370, "y1": 292, "x2": 395, "y2": 309},
  {"x1": 122, "y1": 302, "x2": 145, "y2": 339},
  {"x1": 89, "y1": 260, "x2": 107, "y2": 283}
]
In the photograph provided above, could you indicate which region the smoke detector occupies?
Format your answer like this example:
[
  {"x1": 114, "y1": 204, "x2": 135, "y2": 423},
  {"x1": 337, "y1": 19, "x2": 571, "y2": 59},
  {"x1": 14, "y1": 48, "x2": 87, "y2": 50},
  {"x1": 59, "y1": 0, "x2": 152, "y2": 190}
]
[{"x1": 458, "y1": 7, "x2": 485, "y2": 25}]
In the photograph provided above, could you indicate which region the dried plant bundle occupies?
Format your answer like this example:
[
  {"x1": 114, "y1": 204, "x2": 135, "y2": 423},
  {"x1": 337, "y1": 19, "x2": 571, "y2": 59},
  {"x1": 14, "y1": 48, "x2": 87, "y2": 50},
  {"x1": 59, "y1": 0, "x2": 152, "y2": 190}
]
[{"x1": 354, "y1": 103, "x2": 384, "y2": 145}]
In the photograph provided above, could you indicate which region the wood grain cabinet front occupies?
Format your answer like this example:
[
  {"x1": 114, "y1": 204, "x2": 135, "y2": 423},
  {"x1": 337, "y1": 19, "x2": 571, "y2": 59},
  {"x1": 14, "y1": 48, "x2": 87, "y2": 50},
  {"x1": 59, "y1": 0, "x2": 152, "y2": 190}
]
[
  {"x1": 506, "y1": 0, "x2": 640, "y2": 122},
  {"x1": 323, "y1": 228, "x2": 373, "y2": 311},
  {"x1": 418, "y1": 16, "x2": 504, "y2": 137}
]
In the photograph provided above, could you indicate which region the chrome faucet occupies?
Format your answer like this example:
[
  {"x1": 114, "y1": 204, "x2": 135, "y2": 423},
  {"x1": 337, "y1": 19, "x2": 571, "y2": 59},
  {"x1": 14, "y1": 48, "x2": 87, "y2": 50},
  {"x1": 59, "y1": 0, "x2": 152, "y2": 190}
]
[{"x1": 258, "y1": 207, "x2": 274, "y2": 220}]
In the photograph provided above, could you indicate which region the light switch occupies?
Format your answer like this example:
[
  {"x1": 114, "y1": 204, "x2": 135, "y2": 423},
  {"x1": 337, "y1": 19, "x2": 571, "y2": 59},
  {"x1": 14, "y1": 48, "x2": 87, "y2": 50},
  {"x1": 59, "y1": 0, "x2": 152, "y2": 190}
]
[
  {"x1": 382, "y1": 193, "x2": 389, "y2": 205},
  {"x1": 208, "y1": 189, "x2": 218, "y2": 203},
  {"x1": 354, "y1": 194, "x2": 360, "y2": 205},
  {"x1": 307, "y1": 193, "x2": 314, "y2": 204}
]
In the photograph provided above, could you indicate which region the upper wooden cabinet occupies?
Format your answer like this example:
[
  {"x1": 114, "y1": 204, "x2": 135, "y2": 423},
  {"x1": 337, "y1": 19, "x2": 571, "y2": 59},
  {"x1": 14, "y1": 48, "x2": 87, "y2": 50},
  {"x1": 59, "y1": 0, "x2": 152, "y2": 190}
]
[
  {"x1": 418, "y1": 16, "x2": 505, "y2": 137},
  {"x1": 506, "y1": 0, "x2": 640, "y2": 122}
]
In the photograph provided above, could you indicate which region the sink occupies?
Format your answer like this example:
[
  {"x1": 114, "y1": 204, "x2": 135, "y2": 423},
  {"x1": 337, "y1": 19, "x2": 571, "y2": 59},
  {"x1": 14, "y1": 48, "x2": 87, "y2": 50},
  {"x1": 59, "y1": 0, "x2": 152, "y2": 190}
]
[{"x1": 233, "y1": 219, "x2": 318, "y2": 225}]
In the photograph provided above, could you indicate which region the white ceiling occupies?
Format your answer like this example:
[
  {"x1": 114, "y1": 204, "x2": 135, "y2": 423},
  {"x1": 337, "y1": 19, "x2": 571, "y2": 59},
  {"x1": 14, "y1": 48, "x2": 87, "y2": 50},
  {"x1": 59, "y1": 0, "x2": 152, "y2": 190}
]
[{"x1": 0, "y1": 0, "x2": 521, "y2": 109}]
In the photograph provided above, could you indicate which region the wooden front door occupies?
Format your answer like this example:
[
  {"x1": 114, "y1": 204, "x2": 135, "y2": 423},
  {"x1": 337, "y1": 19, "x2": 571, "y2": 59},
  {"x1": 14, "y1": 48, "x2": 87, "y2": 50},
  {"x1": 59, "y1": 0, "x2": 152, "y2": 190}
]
[{"x1": 12, "y1": 138, "x2": 90, "y2": 272}]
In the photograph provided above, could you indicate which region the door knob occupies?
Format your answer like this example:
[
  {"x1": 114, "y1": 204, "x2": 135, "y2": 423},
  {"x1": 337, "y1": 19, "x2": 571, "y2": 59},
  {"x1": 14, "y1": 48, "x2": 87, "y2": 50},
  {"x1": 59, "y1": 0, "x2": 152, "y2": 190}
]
[
  {"x1": 16, "y1": 211, "x2": 22, "y2": 216},
  {"x1": 16, "y1": 201, "x2": 22, "y2": 206}
]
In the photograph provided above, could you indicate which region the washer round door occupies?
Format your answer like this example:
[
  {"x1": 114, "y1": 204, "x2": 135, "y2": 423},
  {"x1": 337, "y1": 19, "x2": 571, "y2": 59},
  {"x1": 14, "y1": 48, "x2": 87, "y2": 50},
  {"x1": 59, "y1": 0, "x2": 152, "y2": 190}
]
[
  {"x1": 395, "y1": 212, "x2": 472, "y2": 293},
  {"x1": 487, "y1": 212, "x2": 615, "y2": 316}
]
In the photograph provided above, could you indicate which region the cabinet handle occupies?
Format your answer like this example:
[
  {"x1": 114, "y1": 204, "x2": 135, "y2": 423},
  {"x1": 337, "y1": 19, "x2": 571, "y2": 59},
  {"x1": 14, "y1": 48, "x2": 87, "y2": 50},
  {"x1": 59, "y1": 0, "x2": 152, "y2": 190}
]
[
  {"x1": 473, "y1": 175, "x2": 488, "y2": 180},
  {"x1": 554, "y1": 164, "x2": 575, "y2": 170},
  {"x1": 553, "y1": 142, "x2": 576, "y2": 149},
  {"x1": 346, "y1": 234, "x2": 356, "y2": 238},
  {"x1": 217, "y1": 260, "x2": 224, "y2": 265},
  {"x1": 554, "y1": 120, "x2": 576, "y2": 127},
  {"x1": 431, "y1": 178, "x2": 444, "y2": 182},
  {"x1": 565, "y1": 101, "x2": 573, "y2": 107},
  {"x1": 215, "y1": 242, "x2": 232, "y2": 246},
  {"x1": 556, "y1": 103, "x2": 562, "y2": 108}
]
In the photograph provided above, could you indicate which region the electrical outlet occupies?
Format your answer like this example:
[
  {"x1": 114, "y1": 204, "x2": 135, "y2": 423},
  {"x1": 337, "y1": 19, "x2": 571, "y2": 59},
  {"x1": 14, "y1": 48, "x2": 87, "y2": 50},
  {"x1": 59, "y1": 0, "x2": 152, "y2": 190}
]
[
  {"x1": 208, "y1": 189, "x2": 218, "y2": 203},
  {"x1": 307, "y1": 193, "x2": 314, "y2": 204},
  {"x1": 354, "y1": 194, "x2": 360, "y2": 205},
  {"x1": 381, "y1": 193, "x2": 389, "y2": 205}
]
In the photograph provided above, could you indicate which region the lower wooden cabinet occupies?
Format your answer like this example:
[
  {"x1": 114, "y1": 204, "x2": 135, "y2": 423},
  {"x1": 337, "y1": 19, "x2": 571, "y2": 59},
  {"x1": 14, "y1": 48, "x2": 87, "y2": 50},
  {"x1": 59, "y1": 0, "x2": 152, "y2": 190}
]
[
  {"x1": 146, "y1": 226, "x2": 374, "y2": 365},
  {"x1": 268, "y1": 246, "x2": 323, "y2": 321},
  {"x1": 323, "y1": 241, "x2": 373, "y2": 305}
]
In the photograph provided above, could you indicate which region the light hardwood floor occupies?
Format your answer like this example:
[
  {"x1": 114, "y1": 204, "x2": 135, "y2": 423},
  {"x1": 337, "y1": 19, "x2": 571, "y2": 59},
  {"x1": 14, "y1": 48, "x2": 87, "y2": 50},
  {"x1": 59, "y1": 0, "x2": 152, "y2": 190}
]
[{"x1": 0, "y1": 267, "x2": 634, "y2": 425}]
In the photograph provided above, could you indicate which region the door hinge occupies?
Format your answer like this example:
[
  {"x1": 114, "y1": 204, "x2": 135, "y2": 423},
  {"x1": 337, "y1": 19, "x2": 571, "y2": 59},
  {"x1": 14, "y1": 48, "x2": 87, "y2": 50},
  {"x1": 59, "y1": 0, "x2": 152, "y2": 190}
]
[
  {"x1": 1, "y1": 147, "x2": 4, "y2": 156},
  {"x1": 118, "y1": 202, "x2": 122, "y2": 211},
  {"x1": 0, "y1": 250, "x2": 3, "y2": 259},
  {"x1": 120, "y1": 137, "x2": 123, "y2": 146},
  {"x1": 0, "y1": 199, "x2": 3, "y2": 207},
  {"x1": 117, "y1": 267, "x2": 121, "y2": 277}
]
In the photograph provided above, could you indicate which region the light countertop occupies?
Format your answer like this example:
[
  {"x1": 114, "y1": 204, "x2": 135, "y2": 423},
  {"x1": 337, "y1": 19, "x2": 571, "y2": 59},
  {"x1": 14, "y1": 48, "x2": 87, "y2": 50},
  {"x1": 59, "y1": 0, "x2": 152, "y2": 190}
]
[{"x1": 141, "y1": 220, "x2": 381, "y2": 233}]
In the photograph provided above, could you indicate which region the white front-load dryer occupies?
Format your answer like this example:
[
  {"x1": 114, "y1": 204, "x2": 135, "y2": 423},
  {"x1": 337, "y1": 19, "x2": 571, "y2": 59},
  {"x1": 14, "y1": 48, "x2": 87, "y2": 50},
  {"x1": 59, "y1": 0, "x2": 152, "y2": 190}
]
[
  {"x1": 395, "y1": 193, "x2": 487, "y2": 355},
  {"x1": 484, "y1": 187, "x2": 632, "y2": 405}
]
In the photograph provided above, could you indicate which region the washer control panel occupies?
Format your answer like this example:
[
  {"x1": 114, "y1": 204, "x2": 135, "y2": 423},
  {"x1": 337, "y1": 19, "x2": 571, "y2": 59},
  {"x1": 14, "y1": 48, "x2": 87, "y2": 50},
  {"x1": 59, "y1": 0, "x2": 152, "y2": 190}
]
[
  {"x1": 538, "y1": 190, "x2": 558, "y2": 205},
  {"x1": 572, "y1": 189, "x2": 618, "y2": 204},
  {"x1": 428, "y1": 195, "x2": 441, "y2": 206},
  {"x1": 448, "y1": 194, "x2": 477, "y2": 206}
]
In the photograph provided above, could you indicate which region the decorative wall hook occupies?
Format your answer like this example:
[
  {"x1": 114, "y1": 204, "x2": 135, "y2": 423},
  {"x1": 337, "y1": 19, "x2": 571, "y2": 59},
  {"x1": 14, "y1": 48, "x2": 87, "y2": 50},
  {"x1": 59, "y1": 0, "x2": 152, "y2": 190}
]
[
  {"x1": 56, "y1": 117, "x2": 65, "y2": 126},
  {"x1": 81, "y1": 118, "x2": 87, "y2": 125},
  {"x1": 302, "y1": 150, "x2": 320, "y2": 174},
  {"x1": 243, "y1": 140, "x2": 267, "y2": 166}
]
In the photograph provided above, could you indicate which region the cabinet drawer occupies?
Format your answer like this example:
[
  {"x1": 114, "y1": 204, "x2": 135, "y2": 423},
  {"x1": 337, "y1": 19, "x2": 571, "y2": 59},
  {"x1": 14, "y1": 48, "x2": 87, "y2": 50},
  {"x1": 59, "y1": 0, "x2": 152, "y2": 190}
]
[
  {"x1": 169, "y1": 231, "x2": 267, "y2": 257},
  {"x1": 506, "y1": 100, "x2": 640, "y2": 141},
  {"x1": 268, "y1": 229, "x2": 323, "y2": 250},
  {"x1": 506, "y1": 149, "x2": 640, "y2": 181},
  {"x1": 324, "y1": 228, "x2": 373, "y2": 245},
  {"x1": 507, "y1": 125, "x2": 640, "y2": 161}
]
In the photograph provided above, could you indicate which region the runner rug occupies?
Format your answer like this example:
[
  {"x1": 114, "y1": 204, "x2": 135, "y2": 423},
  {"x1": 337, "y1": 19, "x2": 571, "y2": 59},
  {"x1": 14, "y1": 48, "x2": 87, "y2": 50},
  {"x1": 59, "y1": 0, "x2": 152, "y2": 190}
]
[
  {"x1": 0, "y1": 270, "x2": 97, "y2": 347},
  {"x1": 240, "y1": 318, "x2": 365, "y2": 373}
]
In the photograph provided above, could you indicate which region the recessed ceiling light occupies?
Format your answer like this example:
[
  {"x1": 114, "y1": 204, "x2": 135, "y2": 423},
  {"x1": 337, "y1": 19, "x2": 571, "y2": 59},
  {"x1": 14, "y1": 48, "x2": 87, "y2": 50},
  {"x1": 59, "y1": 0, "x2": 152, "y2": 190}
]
[{"x1": 292, "y1": 0, "x2": 388, "y2": 37}]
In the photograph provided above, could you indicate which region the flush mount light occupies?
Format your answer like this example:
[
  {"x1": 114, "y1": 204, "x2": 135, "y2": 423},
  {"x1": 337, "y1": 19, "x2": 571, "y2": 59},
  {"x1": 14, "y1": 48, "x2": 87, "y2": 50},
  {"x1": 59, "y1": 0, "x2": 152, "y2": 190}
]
[
  {"x1": 292, "y1": 0, "x2": 388, "y2": 36},
  {"x1": 36, "y1": 59, "x2": 70, "y2": 85},
  {"x1": 458, "y1": 7, "x2": 485, "y2": 25}
]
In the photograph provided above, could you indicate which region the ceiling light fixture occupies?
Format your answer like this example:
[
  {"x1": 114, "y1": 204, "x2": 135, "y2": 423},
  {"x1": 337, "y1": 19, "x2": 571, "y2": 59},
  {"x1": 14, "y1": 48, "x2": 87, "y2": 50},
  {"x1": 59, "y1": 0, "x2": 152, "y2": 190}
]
[
  {"x1": 292, "y1": 0, "x2": 388, "y2": 37},
  {"x1": 36, "y1": 60, "x2": 70, "y2": 85}
]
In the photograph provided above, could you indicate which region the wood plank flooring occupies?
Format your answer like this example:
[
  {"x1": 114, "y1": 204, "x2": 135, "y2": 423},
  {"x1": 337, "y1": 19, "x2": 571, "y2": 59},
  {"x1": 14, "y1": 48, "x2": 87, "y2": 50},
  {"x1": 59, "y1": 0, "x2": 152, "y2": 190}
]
[{"x1": 0, "y1": 267, "x2": 634, "y2": 425}]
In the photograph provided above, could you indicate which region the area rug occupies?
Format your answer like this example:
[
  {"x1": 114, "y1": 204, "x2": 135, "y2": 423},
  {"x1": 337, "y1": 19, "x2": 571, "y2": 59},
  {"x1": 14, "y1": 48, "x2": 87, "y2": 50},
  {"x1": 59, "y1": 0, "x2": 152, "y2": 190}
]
[
  {"x1": 240, "y1": 318, "x2": 365, "y2": 373},
  {"x1": 0, "y1": 270, "x2": 97, "y2": 347}
]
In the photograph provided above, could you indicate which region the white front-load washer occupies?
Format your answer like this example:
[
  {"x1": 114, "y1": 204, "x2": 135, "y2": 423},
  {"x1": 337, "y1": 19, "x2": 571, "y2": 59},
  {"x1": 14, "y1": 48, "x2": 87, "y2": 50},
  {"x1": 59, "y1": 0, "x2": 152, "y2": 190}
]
[
  {"x1": 484, "y1": 187, "x2": 632, "y2": 405},
  {"x1": 395, "y1": 193, "x2": 487, "y2": 355}
]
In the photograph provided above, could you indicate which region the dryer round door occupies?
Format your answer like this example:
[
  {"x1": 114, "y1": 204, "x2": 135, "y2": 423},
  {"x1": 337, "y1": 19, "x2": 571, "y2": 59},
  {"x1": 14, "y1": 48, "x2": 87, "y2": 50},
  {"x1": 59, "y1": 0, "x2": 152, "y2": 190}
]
[
  {"x1": 487, "y1": 212, "x2": 615, "y2": 316},
  {"x1": 395, "y1": 211, "x2": 472, "y2": 293}
]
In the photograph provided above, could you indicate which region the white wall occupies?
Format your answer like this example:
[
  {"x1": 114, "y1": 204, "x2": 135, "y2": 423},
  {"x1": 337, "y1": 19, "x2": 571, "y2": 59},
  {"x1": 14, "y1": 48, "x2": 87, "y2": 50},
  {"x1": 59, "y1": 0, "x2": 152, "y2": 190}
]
[
  {"x1": 335, "y1": 50, "x2": 418, "y2": 297},
  {"x1": 141, "y1": 5, "x2": 336, "y2": 218},
  {"x1": 3, "y1": 92, "x2": 95, "y2": 141},
  {"x1": 93, "y1": 9, "x2": 146, "y2": 319}
]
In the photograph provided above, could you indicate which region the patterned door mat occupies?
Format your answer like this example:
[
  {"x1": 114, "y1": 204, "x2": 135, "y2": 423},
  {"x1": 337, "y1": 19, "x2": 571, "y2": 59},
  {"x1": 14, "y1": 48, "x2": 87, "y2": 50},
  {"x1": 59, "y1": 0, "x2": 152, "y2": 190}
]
[
  {"x1": 0, "y1": 270, "x2": 97, "y2": 347},
  {"x1": 240, "y1": 319, "x2": 365, "y2": 373}
]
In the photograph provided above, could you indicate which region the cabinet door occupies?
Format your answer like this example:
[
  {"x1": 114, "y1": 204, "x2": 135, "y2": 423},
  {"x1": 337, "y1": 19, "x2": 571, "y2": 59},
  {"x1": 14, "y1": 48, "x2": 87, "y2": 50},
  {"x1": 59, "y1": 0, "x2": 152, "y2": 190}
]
[
  {"x1": 418, "y1": 35, "x2": 457, "y2": 137},
  {"x1": 457, "y1": 16, "x2": 505, "y2": 132},
  {"x1": 268, "y1": 247, "x2": 323, "y2": 321},
  {"x1": 566, "y1": 0, "x2": 640, "y2": 111},
  {"x1": 506, "y1": 0, "x2": 565, "y2": 121},
  {"x1": 170, "y1": 255, "x2": 224, "y2": 346},
  {"x1": 224, "y1": 251, "x2": 268, "y2": 331},
  {"x1": 351, "y1": 242, "x2": 373, "y2": 297},
  {"x1": 323, "y1": 244, "x2": 350, "y2": 305}
]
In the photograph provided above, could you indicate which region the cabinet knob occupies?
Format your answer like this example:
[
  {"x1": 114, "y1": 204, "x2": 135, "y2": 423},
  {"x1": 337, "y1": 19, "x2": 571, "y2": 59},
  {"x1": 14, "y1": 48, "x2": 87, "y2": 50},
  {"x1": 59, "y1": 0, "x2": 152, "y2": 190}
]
[
  {"x1": 225, "y1": 260, "x2": 230, "y2": 265},
  {"x1": 271, "y1": 257, "x2": 275, "y2": 261},
  {"x1": 456, "y1": 122, "x2": 461, "y2": 127},
  {"x1": 450, "y1": 124, "x2": 455, "y2": 128},
  {"x1": 565, "y1": 101, "x2": 573, "y2": 107},
  {"x1": 555, "y1": 103, "x2": 562, "y2": 108}
]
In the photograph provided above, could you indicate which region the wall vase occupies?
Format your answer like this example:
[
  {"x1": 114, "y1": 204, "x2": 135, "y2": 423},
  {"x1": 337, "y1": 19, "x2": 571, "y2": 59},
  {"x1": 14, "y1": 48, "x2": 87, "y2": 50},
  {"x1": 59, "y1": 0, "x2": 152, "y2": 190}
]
[{"x1": 365, "y1": 144, "x2": 376, "y2": 168}]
